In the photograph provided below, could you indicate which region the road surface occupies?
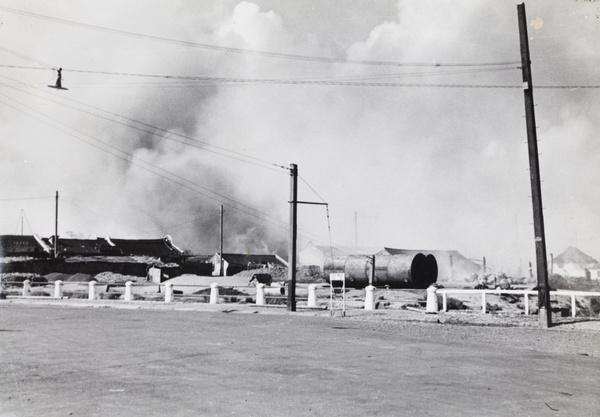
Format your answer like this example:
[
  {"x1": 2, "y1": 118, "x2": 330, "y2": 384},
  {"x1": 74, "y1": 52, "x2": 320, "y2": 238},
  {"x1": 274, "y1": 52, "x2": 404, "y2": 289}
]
[{"x1": 1, "y1": 302, "x2": 599, "y2": 416}]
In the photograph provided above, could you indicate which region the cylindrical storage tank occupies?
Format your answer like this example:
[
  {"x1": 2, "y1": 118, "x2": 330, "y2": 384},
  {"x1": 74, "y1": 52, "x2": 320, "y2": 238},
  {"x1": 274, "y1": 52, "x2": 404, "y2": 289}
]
[
  {"x1": 408, "y1": 253, "x2": 439, "y2": 289},
  {"x1": 323, "y1": 256, "x2": 347, "y2": 277},
  {"x1": 424, "y1": 254, "x2": 438, "y2": 288},
  {"x1": 343, "y1": 255, "x2": 372, "y2": 288},
  {"x1": 382, "y1": 255, "x2": 414, "y2": 287},
  {"x1": 324, "y1": 253, "x2": 438, "y2": 289},
  {"x1": 372, "y1": 256, "x2": 391, "y2": 285}
]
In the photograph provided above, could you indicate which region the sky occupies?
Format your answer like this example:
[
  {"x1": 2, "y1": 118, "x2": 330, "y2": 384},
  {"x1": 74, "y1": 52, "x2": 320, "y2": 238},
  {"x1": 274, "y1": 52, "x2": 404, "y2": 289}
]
[{"x1": 0, "y1": 0, "x2": 598, "y2": 276}]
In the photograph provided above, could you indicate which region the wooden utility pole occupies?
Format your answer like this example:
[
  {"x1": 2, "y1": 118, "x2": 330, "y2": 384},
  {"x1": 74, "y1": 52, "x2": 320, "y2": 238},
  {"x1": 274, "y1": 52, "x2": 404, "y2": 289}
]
[
  {"x1": 54, "y1": 190, "x2": 59, "y2": 258},
  {"x1": 355, "y1": 211, "x2": 358, "y2": 251},
  {"x1": 370, "y1": 255, "x2": 376, "y2": 286},
  {"x1": 518, "y1": 3, "x2": 552, "y2": 327},
  {"x1": 482, "y1": 256, "x2": 487, "y2": 280},
  {"x1": 287, "y1": 163, "x2": 298, "y2": 312},
  {"x1": 220, "y1": 205, "x2": 224, "y2": 276}
]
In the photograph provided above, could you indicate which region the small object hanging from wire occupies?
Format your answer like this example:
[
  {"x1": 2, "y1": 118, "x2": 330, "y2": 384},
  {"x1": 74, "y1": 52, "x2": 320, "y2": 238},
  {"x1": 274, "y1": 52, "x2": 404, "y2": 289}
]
[{"x1": 48, "y1": 67, "x2": 68, "y2": 90}]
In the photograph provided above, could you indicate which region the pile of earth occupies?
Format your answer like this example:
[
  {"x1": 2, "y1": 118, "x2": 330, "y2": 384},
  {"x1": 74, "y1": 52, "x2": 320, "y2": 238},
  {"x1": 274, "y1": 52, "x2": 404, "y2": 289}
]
[
  {"x1": 0, "y1": 272, "x2": 42, "y2": 284},
  {"x1": 40, "y1": 272, "x2": 144, "y2": 284},
  {"x1": 232, "y1": 265, "x2": 325, "y2": 284},
  {"x1": 193, "y1": 287, "x2": 249, "y2": 296},
  {"x1": 94, "y1": 272, "x2": 146, "y2": 284}
]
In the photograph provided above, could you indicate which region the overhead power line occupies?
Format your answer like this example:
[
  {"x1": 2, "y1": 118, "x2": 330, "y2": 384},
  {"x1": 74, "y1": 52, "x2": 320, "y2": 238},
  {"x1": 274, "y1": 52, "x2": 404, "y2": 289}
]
[
  {"x1": 4, "y1": 64, "x2": 597, "y2": 89},
  {"x1": 0, "y1": 94, "x2": 336, "y2": 245},
  {"x1": 0, "y1": 196, "x2": 55, "y2": 201},
  {"x1": 0, "y1": 6, "x2": 520, "y2": 68},
  {"x1": 0, "y1": 92, "x2": 290, "y2": 233},
  {"x1": 0, "y1": 46, "x2": 55, "y2": 69},
  {"x1": 0, "y1": 74, "x2": 288, "y2": 172},
  {"x1": 0, "y1": 63, "x2": 521, "y2": 80}
]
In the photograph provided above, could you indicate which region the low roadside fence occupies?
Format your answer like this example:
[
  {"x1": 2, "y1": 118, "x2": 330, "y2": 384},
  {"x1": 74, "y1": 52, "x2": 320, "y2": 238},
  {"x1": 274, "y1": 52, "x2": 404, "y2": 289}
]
[
  {"x1": 2, "y1": 279, "x2": 292, "y2": 305},
  {"x1": 4, "y1": 280, "x2": 600, "y2": 317},
  {"x1": 435, "y1": 288, "x2": 600, "y2": 318}
]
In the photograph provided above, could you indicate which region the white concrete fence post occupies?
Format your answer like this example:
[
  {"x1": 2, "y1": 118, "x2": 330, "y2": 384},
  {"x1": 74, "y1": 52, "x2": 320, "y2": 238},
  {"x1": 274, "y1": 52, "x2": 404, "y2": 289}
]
[
  {"x1": 210, "y1": 283, "x2": 219, "y2": 304},
  {"x1": 88, "y1": 281, "x2": 97, "y2": 300},
  {"x1": 524, "y1": 292, "x2": 529, "y2": 315},
  {"x1": 256, "y1": 283, "x2": 265, "y2": 306},
  {"x1": 571, "y1": 294, "x2": 577, "y2": 318},
  {"x1": 22, "y1": 279, "x2": 31, "y2": 296},
  {"x1": 426, "y1": 285, "x2": 438, "y2": 313},
  {"x1": 124, "y1": 281, "x2": 133, "y2": 301},
  {"x1": 54, "y1": 280, "x2": 63, "y2": 299},
  {"x1": 481, "y1": 291, "x2": 487, "y2": 314},
  {"x1": 307, "y1": 284, "x2": 317, "y2": 308},
  {"x1": 364, "y1": 285, "x2": 375, "y2": 310},
  {"x1": 165, "y1": 282, "x2": 174, "y2": 303},
  {"x1": 442, "y1": 292, "x2": 448, "y2": 312}
]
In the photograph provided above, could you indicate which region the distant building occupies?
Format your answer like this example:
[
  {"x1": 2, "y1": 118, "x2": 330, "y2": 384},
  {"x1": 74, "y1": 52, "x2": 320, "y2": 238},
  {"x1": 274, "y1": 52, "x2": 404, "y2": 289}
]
[
  {"x1": 0, "y1": 235, "x2": 51, "y2": 258},
  {"x1": 552, "y1": 246, "x2": 600, "y2": 279},
  {"x1": 211, "y1": 253, "x2": 287, "y2": 276},
  {"x1": 0, "y1": 234, "x2": 187, "y2": 277}
]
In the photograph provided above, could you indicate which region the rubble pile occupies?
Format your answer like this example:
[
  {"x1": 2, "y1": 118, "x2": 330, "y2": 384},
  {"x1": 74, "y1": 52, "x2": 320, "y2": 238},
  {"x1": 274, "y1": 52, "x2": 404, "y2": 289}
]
[
  {"x1": 232, "y1": 265, "x2": 325, "y2": 284},
  {"x1": 93, "y1": 272, "x2": 145, "y2": 284}
]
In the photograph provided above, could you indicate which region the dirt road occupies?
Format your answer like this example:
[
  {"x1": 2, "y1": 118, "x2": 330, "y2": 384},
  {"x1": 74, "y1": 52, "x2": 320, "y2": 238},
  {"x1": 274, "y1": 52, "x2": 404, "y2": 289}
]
[{"x1": 1, "y1": 302, "x2": 599, "y2": 416}]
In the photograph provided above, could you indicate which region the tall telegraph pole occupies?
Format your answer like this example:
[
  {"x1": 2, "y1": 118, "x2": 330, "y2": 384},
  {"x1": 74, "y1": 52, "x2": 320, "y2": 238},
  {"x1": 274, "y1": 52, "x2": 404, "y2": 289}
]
[
  {"x1": 287, "y1": 163, "x2": 298, "y2": 312},
  {"x1": 220, "y1": 205, "x2": 224, "y2": 276},
  {"x1": 54, "y1": 190, "x2": 59, "y2": 258},
  {"x1": 518, "y1": 3, "x2": 552, "y2": 327}
]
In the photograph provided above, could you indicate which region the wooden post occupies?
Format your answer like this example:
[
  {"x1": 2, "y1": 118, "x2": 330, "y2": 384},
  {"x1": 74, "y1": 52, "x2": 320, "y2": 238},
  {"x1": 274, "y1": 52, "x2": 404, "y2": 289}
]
[
  {"x1": 518, "y1": 3, "x2": 552, "y2": 327},
  {"x1": 287, "y1": 163, "x2": 298, "y2": 312},
  {"x1": 54, "y1": 191, "x2": 58, "y2": 258},
  {"x1": 370, "y1": 255, "x2": 375, "y2": 286},
  {"x1": 220, "y1": 205, "x2": 224, "y2": 277}
]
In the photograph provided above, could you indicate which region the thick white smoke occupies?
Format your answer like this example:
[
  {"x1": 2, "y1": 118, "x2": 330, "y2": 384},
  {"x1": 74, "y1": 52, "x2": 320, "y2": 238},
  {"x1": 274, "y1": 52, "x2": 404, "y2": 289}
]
[{"x1": 0, "y1": 0, "x2": 598, "y2": 274}]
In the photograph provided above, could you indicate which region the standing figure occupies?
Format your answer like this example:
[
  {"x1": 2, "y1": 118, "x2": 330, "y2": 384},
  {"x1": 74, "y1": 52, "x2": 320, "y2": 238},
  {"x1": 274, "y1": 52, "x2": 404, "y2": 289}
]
[
  {"x1": 55, "y1": 68, "x2": 62, "y2": 89},
  {"x1": 48, "y1": 68, "x2": 68, "y2": 90}
]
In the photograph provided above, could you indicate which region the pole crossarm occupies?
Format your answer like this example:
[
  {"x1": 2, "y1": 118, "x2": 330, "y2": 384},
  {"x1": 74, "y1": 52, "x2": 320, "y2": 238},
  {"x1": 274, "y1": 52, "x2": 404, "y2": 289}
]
[{"x1": 293, "y1": 201, "x2": 328, "y2": 206}]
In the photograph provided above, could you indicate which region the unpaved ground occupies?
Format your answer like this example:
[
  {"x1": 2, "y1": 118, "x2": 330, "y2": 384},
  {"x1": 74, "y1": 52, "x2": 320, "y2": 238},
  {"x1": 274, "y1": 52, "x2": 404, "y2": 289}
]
[{"x1": 0, "y1": 300, "x2": 599, "y2": 417}]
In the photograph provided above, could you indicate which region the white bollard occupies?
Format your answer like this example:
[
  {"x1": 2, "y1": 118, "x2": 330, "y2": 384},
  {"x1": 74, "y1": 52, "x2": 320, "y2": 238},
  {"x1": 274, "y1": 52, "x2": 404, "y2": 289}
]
[
  {"x1": 571, "y1": 294, "x2": 576, "y2": 318},
  {"x1": 426, "y1": 285, "x2": 438, "y2": 313},
  {"x1": 256, "y1": 283, "x2": 265, "y2": 306},
  {"x1": 54, "y1": 280, "x2": 63, "y2": 299},
  {"x1": 210, "y1": 283, "x2": 219, "y2": 304},
  {"x1": 22, "y1": 280, "x2": 31, "y2": 296},
  {"x1": 124, "y1": 281, "x2": 133, "y2": 301},
  {"x1": 364, "y1": 285, "x2": 375, "y2": 310},
  {"x1": 165, "y1": 282, "x2": 174, "y2": 303},
  {"x1": 307, "y1": 284, "x2": 317, "y2": 308},
  {"x1": 481, "y1": 291, "x2": 487, "y2": 314},
  {"x1": 88, "y1": 281, "x2": 97, "y2": 300}
]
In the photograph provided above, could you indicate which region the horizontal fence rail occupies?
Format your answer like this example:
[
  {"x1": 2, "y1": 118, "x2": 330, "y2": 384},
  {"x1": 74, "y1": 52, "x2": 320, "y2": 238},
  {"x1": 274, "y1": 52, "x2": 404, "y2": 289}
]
[
  {"x1": 436, "y1": 288, "x2": 600, "y2": 317},
  {"x1": 2, "y1": 279, "x2": 600, "y2": 317}
]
